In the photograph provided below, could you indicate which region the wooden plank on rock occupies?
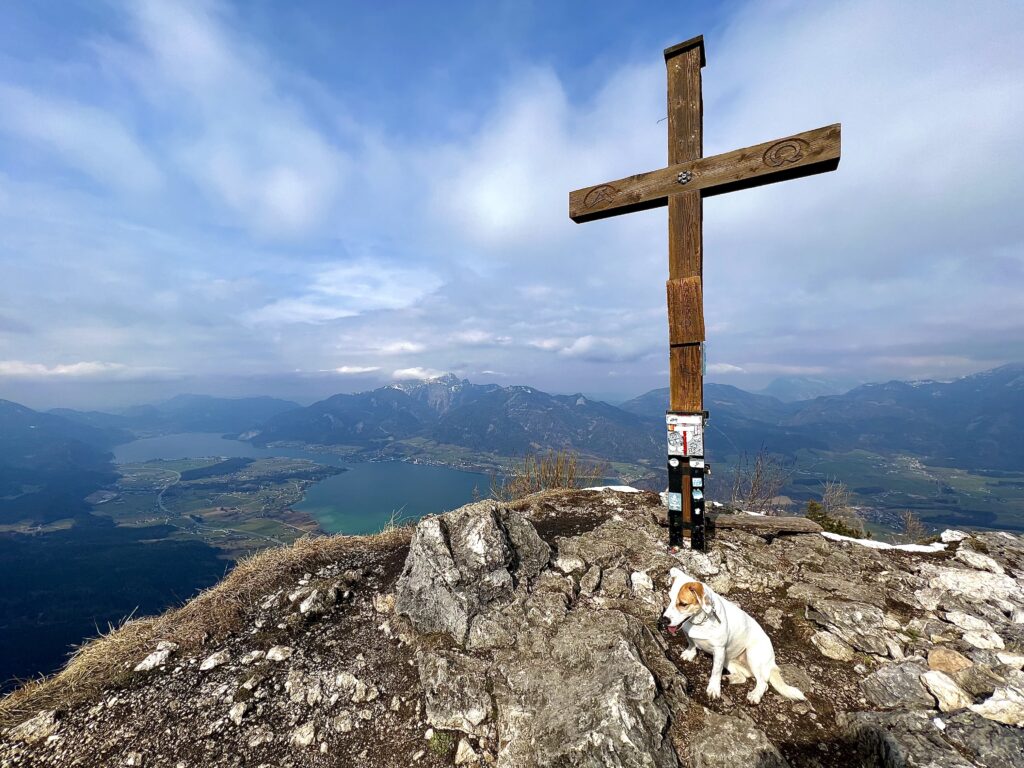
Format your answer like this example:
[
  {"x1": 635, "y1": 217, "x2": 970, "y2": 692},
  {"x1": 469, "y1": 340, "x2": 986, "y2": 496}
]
[{"x1": 712, "y1": 514, "x2": 824, "y2": 535}]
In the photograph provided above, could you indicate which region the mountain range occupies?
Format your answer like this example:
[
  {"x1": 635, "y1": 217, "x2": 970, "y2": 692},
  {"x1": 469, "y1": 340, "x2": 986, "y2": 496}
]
[
  {"x1": 2, "y1": 363, "x2": 1022, "y2": 528},
  {"x1": 250, "y1": 374, "x2": 660, "y2": 463},
  {"x1": 621, "y1": 364, "x2": 1024, "y2": 471}
]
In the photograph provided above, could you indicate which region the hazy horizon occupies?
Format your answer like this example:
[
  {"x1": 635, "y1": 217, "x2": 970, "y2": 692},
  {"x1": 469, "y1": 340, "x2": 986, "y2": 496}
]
[{"x1": 5, "y1": 361, "x2": 1019, "y2": 413}]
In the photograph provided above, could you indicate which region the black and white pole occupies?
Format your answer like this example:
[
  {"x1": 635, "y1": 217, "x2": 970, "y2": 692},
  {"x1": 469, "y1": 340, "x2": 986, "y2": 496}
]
[{"x1": 666, "y1": 412, "x2": 707, "y2": 552}]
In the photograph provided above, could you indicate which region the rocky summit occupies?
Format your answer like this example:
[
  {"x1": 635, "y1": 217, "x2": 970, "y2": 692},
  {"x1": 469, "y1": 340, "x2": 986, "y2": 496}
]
[{"x1": 3, "y1": 489, "x2": 1024, "y2": 768}]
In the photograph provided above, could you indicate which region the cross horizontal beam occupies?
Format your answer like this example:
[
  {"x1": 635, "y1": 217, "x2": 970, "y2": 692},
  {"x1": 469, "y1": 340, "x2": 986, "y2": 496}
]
[{"x1": 569, "y1": 123, "x2": 840, "y2": 223}]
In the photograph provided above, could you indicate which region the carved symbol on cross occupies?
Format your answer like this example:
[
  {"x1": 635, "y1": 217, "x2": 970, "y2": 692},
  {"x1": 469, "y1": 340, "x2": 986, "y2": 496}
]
[{"x1": 763, "y1": 138, "x2": 810, "y2": 167}]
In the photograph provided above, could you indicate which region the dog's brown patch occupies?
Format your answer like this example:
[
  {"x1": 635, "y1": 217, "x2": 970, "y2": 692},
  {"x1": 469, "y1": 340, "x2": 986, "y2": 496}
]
[{"x1": 677, "y1": 581, "x2": 704, "y2": 608}]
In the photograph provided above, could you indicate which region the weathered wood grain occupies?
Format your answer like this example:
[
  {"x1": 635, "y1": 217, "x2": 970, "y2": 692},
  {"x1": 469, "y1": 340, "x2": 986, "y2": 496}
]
[
  {"x1": 666, "y1": 40, "x2": 703, "y2": 282},
  {"x1": 569, "y1": 123, "x2": 841, "y2": 223},
  {"x1": 669, "y1": 343, "x2": 703, "y2": 412},
  {"x1": 667, "y1": 277, "x2": 705, "y2": 344},
  {"x1": 711, "y1": 514, "x2": 824, "y2": 535}
]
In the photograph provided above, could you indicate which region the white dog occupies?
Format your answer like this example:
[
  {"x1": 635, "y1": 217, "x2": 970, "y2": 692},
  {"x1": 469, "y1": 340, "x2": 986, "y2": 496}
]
[{"x1": 659, "y1": 567, "x2": 805, "y2": 704}]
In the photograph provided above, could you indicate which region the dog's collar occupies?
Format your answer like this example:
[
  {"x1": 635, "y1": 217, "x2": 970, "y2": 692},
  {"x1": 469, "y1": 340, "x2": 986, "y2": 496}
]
[{"x1": 688, "y1": 602, "x2": 720, "y2": 626}]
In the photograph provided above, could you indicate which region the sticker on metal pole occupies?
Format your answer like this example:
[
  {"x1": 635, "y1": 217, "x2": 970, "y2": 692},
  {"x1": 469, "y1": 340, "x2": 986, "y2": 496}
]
[{"x1": 666, "y1": 413, "x2": 704, "y2": 457}]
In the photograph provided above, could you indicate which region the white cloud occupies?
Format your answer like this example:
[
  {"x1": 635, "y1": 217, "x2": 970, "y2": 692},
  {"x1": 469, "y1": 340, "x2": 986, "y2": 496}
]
[
  {"x1": 558, "y1": 335, "x2": 649, "y2": 364},
  {"x1": 707, "y1": 363, "x2": 745, "y2": 375},
  {"x1": 379, "y1": 341, "x2": 427, "y2": 355},
  {"x1": 119, "y1": 0, "x2": 348, "y2": 235},
  {"x1": 329, "y1": 365, "x2": 381, "y2": 375},
  {"x1": 249, "y1": 261, "x2": 443, "y2": 325},
  {"x1": 0, "y1": 85, "x2": 161, "y2": 192},
  {"x1": 0, "y1": 360, "x2": 131, "y2": 377},
  {"x1": 393, "y1": 367, "x2": 446, "y2": 380}
]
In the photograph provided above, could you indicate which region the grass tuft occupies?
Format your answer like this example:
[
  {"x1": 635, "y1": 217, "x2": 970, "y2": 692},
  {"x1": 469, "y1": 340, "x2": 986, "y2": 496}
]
[{"x1": 489, "y1": 451, "x2": 608, "y2": 502}]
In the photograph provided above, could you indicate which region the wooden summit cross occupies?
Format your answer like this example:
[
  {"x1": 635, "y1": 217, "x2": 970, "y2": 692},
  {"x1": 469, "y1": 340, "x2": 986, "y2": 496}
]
[{"x1": 569, "y1": 36, "x2": 840, "y2": 552}]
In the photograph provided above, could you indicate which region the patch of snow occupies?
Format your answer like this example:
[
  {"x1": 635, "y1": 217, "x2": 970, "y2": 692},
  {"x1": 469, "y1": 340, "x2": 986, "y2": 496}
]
[
  {"x1": 742, "y1": 510, "x2": 766, "y2": 517},
  {"x1": 820, "y1": 531, "x2": 947, "y2": 553},
  {"x1": 584, "y1": 485, "x2": 641, "y2": 493}
]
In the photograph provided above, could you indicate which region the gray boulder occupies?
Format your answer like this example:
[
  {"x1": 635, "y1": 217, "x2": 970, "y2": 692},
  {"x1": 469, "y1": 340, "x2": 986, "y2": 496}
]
[
  {"x1": 419, "y1": 650, "x2": 493, "y2": 737},
  {"x1": 807, "y1": 599, "x2": 898, "y2": 656},
  {"x1": 491, "y1": 610, "x2": 679, "y2": 768},
  {"x1": 395, "y1": 503, "x2": 550, "y2": 644},
  {"x1": 860, "y1": 660, "x2": 935, "y2": 710},
  {"x1": 943, "y1": 710, "x2": 1024, "y2": 768},
  {"x1": 686, "y1": 710, "x2": 789, "y2": 768},
  {"x1": 840, "y1": 710, "x2": 974, "y2": 768}
]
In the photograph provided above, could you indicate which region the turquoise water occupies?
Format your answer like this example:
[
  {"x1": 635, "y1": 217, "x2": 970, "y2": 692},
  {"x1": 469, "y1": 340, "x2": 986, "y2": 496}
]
[{"x1": 112, "y1": 433, "x2": 486, "y2": 534}]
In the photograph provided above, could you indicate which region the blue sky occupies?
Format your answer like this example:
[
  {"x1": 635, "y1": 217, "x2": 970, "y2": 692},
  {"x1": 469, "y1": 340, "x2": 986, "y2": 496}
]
[{"x1": 0, "y1": 1, "x2": 1022, "y2": 409}]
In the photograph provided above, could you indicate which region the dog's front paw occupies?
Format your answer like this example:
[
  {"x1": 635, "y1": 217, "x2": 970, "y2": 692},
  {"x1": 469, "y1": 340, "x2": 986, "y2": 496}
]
[
  {"x1": 706, "y1": 680, "x2": 721, "y2": 700},
  {"x1": 746, "y1": 690, "x2": 764, "y2": 705},
  {"x1": 680, "y1": 647, "x2": 697, "y2": 662}
]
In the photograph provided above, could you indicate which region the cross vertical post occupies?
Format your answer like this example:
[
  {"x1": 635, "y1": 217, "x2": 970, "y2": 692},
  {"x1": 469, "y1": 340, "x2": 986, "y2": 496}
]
[
  {"x1": 568, "y1": 36, "x2": 840, "y2": 552},
  {"x1": 665, "y1": 37, "x2": 707, "y2": 551}
]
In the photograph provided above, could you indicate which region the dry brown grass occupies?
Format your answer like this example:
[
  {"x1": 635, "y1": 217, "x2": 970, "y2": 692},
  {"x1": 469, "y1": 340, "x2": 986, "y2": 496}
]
[
  {"x1": 489, "y1": 451, "x2": 608, "y2": 502},
  {"x1": 899, "y1": 509, "x2": 928, "y2": 543},
  {"x1": 0, "y1": 527, "x2": 411, "y2": 729},
  {"x1": 726, "y1": 448, "x2": 792, "y2": 515}
]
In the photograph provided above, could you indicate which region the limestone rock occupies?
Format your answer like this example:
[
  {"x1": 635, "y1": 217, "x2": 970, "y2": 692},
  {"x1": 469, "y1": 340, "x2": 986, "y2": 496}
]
[
  {"x1": 807, "y1": 599, "x2": 895, "y2": 656},
  {"x1": 134, "y1": 642, "x2": 178, "y2": 673},
  {"x1": 686, "y1": 710, "x2": 788, "y2": 768},
  {"x1": 9, "y1": 710, "x2": 58, "y2": 745},
  {"x1": 454, "y1": 738, "x2": 478, "y2": 765},
  {"x1": 928, "y1": 647, "x2": 973, "y2": 676},
  {"x1": 372, "y1": 592, "x2": 395, "y2": 614},
  {"x1": 266, "y1": 645, "x2": 293, "y2": 662},
  {"x1": 860, "y1": 660, "x2": 934, "y2": 710},
  {"x1": 970, "y1": 685, "x2": 1024, "y2": 727},
  {"x1": 395, "y1": 505, "x2": 549, "y2": 645},
  {"x1": 919, "y1": 564, "x2": 1022, "y2": 603},
  {"x1": 963, "y1": 629, "x2": 1005, "y2": 650},
  {"x1": 953, "y1": 663, "x2": 1005, "y2": 698},
  {"x1": 943, "y1": 710, "x2": 1024, "y2": 768},
  {"x1": 199, "y1": 650, "x2": 230, "y2": 671},
  {"x1": 491, "y1": 610, "x2": 678, "y2": 768},
  {"x1": 600, "y1": 567, "x2": 630, "y2": 598},
  {"x1": 579, "y1": 565, "x2": 602, "y2": 595},
  {"x1": 466, "y1": 609, "x2": 517, "y2": 651},
  {"x1": 941, "y1": 530, "x2": 970, "y2": 543},
  {"x1": 290, "y1": 722, "x2": 317, "y2": 748},
  {"x1": 228, "y1": 701, "x2": 250, "y2": 726},
  {"x1": 921, "y1": 670, "x2": 973, "y2": 712},
  {"x1": 630, "y1": 570, "x2": 654, "y2": 594},
  {"x1": 419, "y1": 651, "x2": 492, "y2": 736},
  {"x1": 239, "y1": 650, "x2": 265, "y2": 665},
  {"x1": 944, "y1": 610, "x2": 992, "y2": 633},
  {"x1": 954, "y1": 547, "x2": 1005, "y2": 575},
  {"x1": 841, "y1": 710, "x2": 974, "y2": 768},
  {"x1": 810, "y1": 630, "x2": 855, "y2": 661},
  {"x1": 996, "y1": 651, "x2": 1024, "y2": 669},
  {"x1": 553, "y1": 554, "x2": 585, "y2": 574}
]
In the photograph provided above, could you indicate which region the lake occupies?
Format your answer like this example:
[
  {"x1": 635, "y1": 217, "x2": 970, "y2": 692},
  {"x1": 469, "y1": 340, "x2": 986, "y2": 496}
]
[{"x1": 113, "y1": 433, "x2": 487, "y2": 534}]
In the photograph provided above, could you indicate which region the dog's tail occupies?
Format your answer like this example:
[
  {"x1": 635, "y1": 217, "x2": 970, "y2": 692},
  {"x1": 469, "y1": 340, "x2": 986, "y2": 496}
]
[{"x1": 769, "y1": 667, "x2": 806, "y2": 701}]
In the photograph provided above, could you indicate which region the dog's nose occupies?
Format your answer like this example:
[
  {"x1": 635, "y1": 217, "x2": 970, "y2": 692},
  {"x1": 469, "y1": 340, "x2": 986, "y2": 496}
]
[{"x1": 657, "y1": 616, "x2": 670, "y2": 630}]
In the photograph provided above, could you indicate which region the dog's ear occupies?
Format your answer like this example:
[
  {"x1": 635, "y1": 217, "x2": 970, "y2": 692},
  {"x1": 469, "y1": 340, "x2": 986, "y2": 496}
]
[
  {"x1": 669, "y1": 567, "x2": 684, "y2": 581},
  {"x1": 697, "y1": 585, "x2": 716, "y2": 615},
  {"x1": 683, "y1": 582, "x2": 715, "y2": 615}
]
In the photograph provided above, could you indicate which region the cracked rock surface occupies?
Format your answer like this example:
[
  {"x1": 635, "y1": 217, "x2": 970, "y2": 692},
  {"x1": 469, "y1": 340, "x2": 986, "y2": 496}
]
[{"x1": 2, "y1": 488, "x2": 1024, "y2": 767}]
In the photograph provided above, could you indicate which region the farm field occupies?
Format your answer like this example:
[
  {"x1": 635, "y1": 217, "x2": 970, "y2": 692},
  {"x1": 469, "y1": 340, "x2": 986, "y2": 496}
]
[{"x1": 92, "y1": 457, "x2": 342, "y2": 558}]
